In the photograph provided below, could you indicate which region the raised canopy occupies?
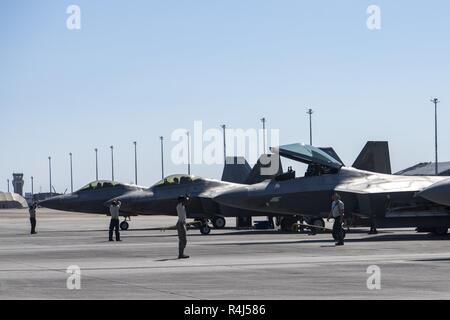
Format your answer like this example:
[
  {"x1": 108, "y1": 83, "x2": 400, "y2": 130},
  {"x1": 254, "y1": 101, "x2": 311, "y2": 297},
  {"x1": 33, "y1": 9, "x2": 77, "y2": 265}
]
[{"x1": 271, "y1": 143, "x2": 343, "y2": 170}]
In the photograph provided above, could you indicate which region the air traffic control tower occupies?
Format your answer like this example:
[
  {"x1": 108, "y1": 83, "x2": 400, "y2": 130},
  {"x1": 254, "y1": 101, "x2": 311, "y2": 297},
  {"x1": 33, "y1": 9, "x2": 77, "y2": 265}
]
[{"x1": 12, "y1": 173, "x2": 24, "y2": 196}]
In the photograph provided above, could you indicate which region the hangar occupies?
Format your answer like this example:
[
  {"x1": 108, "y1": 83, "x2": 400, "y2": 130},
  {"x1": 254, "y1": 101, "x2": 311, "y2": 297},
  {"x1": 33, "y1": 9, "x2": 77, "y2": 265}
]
[{"x1": 0, "y1": 192, "x2": 28, "y2": 209}]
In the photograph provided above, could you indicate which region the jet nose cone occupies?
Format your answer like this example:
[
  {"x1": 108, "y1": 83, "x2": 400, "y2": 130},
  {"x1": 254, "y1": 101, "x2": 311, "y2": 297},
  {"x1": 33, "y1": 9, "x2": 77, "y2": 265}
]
[
  {"x1": 214, "y1": 187, "x2": 249, "y2": 208},
  {"x1": 39, "y1": 196, "x2": 63, "y2": 210},
  {"x1": 418, "y1": 178, "x2": 450, "y2": 207}
]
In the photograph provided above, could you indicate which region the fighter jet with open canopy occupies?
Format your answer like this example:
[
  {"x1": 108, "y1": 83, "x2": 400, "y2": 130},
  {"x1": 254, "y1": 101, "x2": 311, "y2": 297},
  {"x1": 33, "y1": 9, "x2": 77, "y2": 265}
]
[{"x1": 214, "y1": 143, "x2": 450, "y2": 235}]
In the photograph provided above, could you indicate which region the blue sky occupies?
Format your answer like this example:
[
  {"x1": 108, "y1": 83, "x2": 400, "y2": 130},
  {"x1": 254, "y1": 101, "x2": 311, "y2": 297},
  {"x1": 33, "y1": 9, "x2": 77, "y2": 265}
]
[{"x1": 1, "y1": 0, "x2": 449, "y2": 193}]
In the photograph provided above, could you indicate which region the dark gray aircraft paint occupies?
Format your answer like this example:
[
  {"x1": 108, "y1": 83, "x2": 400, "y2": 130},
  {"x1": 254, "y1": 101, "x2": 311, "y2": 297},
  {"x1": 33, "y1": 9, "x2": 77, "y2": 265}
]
[
  {"x1": 116, "y1": 175, "x2": 250, "y2": 218},
  {"x1": 39, "y1": 180, "x2": 144, "y2": 215},
  {"x1": 214, "y1": 143, "x2": 450, "y2": 235}
]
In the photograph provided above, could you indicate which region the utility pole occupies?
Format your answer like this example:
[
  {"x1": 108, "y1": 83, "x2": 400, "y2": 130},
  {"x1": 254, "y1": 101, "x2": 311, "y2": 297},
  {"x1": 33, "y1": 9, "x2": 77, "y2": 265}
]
[
  {"x1": 186, "y1": 131, "x2": 191, "y2": 175},
  {"x1": 69, "y1": 153, "x2": 73, "y2": 193},
  {"x1": 307, "y1": 108, "x2": 314, "y2": 145},
  {"x1": 431, "y1": 98, "x2": 440, "y2": 175},
  {"x1": 48, "y1": 156, "x2": 52, "y2": 196},
  {"x1": 221, "y1": 124, "x2": 227, "y2": 164},
  {"x1": 260, "y1": 117, "x2": 266, "y2": 154},
  {"x1": 160, "y1": 136, "x2": 165, "y2": 179},
  {"x1": 94, "y1": 148, "x2": 98, "y2": 181},
  {"x1": 133, "y1": 141, "x2": 138, "y2": 185},
  {"x1": 7, "y1": 179, "x2": 9, "y2": 192},
  {"x1": 110, "y1": 146, "x2": 114, "y2": 182},
  {"x1": 31, "y1": 176, "x2": 34, "y2": 195}
]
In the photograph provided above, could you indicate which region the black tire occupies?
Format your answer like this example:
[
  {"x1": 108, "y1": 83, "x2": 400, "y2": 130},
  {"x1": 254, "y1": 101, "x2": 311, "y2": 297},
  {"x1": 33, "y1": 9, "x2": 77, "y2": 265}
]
[
  {"x1": 120, "y1": 221, "x2": 129, "y2": 231},
  {"x1": 311, "y1": 218, "x2": 325, "y2": 233},
  {"x1": 200, "y1": 224, "x2": 211, "y2": 235},
  {"x1": 212, "y1": 217, "x2": 226, "y2": 229},
  {"x1": 432, "y1": 227, "x2": 448, "y2": 236},
  {"x1": 280, "y1": 217, "x2": 297, "y2": 232}
]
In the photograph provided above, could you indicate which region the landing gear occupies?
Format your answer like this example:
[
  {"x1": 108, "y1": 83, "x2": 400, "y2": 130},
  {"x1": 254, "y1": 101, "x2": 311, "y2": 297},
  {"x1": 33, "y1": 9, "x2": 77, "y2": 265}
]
[
  {"x1": 200, "y1": 223, "x2": 211, "y2": 235},
  {"x1": 120, "y1": 217, "x2": 131, "y2": 230},
  {"x1": 280, "y1": 217, "x2": 299, "y2": 232},
  {"x1": 311, "y1": 218, "x2": 325, "y2": 230},
  {"x1": 211, "y1": 216, "x2": 226, "y2": 229},
  {"x1": 120, "y1": 221, "x2": 129, "y2": 231}
]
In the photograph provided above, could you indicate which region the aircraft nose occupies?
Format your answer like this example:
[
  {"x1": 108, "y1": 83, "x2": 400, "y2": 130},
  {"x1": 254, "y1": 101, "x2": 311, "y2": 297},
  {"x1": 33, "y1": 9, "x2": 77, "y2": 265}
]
[
  {"x1": 418, "y1": 178, "x2": 450, "y2": 207},
  {"x1": 214, "y1": 187, "x2": 249, "y2": 208},
  {"x1": 39, "y1": 195, "x2": 63, "y2": 210}
]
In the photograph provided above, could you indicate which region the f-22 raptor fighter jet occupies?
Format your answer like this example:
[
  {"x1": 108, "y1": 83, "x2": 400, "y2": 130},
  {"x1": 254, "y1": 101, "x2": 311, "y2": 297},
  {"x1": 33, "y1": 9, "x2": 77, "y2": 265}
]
[{"x1": 214, "y1": 143, "x2": 450, "y2": 236}]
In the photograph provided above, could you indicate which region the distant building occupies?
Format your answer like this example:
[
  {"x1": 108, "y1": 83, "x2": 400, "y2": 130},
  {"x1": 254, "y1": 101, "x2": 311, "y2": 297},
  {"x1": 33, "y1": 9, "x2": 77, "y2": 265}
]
[
  {"x1": 396, "y1": 162, "x2": 450, "y2": 176},
  {"x1": 0, "y1": 192, "x2": 28, "y2": 209},
  {"x1": 12, "y1": 173, "x2": 24, "y2": 196}
]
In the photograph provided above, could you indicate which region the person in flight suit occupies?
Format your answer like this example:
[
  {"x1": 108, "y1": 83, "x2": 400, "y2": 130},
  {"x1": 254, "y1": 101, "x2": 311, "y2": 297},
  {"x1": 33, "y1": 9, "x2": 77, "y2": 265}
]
[
  {"x1": 109, "y1": 199, "x2": 121, "y2": 242},
  {"x1": 176, "y1": 196, "x2": 190, "y2": 259},
  {"x1": 327, "y1": 193, "x2": 345, "y2": 246},
  {"x1": 29, "y1": 202, "x2": 37, "y2": 234}
]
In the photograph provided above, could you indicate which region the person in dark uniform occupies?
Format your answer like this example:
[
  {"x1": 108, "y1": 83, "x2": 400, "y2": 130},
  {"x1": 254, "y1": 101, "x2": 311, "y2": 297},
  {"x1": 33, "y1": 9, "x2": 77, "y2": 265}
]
[
  {"x1": 176, "y1": 196, "x2": 189, "y2": 259},
  {"x1": 327, "y1": 193, "x2": 345, "y2": 246},
  {"x1": 109, "y1": 199, "x2": 121, "y2": 242},
  {"x1": 29, "y1": 202, "x2": 37, "y2": 234}
]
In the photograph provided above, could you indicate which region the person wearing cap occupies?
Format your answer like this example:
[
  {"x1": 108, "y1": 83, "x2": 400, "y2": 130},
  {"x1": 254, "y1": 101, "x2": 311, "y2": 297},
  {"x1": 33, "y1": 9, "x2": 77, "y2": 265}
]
[
  {"x1": 176, "y1": 196, "x2": 189, "y2": 259},
  {"x1": 327, "y1": 193, "x2": 345, "y2": 246},
  {"x1": 109, "y1": 199, "x2": 121, "y2": 242},
  {"x1": 29, "y1": 202, "x2": 37, "y2": 235}
]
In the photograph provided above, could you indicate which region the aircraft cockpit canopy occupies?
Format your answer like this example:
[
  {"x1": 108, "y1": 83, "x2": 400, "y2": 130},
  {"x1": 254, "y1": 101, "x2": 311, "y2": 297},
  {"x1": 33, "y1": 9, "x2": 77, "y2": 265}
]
[
  {"x1": 271, "y1": 143, "x2": 343, "y2": 170},
  {"x1": 76, "y1": 180, "x2": 122, "y2": 192},
  {"x1": 152, "y1": 174, "x2": 201, "y2": 187}
]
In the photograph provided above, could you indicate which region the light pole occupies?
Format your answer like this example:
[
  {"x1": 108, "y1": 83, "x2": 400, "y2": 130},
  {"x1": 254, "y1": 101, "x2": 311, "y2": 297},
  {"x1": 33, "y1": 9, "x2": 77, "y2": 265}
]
[
  {"x1": 307, "y1": 108, "x2": 313, "y2": 145},
  {"x1": 110, "y1": 146, "x2": 114, "y2": 181},
  {"x1": 31, "y1": 176, "x2": 34, "y2": 195},
  {"x1": 133, "y1": 141, "x2": 138, "y2": 185},
  {"x1": 94, "y1": 148, "x2": 98, "y2": 181},
  {"x1": 7, "y1": 179, "x2": 9, "y2": 193},
  {"x1": 69, "y1": 153, "x2": 73, "y2": 193},
  {"x1": 221, "y1": 124, "x2": 227, "y2": 164},
  {"x1": 186, "y1": 131, "x2": 191, "y2": 175},
  {"x1": 260, "y1": 117, "x2": 266, "y2": 154},
  {"x1": 431, "y1": 98, "x2": 440, "y2": 175},
  {"x1": 48, "y1": 156, "x2": 52, "y2": 196},
  {"x1": 160, "y1": 136, "x2": 165, "y2": 179}
]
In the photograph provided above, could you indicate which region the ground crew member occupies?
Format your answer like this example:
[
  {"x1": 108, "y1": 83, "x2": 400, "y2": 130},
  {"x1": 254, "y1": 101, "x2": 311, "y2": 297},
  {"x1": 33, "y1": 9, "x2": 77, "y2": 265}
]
[
  {"x1": 327, "y1": 193, "x2": 345, "y2": 246},
  {"x1": 109, "y1": 199, "x2": 121, "y2": 242},
  {"x1": 176, "y1": 196, "x2": 189, "y2": 259},
  {"x1": 29, "y1": 202, "x2": 37, "y2": 234}
]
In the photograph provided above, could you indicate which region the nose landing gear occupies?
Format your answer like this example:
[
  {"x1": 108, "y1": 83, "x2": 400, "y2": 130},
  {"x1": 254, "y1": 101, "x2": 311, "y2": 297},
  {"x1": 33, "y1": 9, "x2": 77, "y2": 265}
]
[{"x1": 120, "y1": 217, "x2": 131, "y2": 230}]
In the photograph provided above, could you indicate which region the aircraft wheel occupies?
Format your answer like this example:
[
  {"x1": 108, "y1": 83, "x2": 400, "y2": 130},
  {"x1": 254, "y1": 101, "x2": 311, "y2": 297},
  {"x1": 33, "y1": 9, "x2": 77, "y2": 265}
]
[
  {"x1": 212, "y1": 217, "x2": 226, "y2": 229},
  {"x1": 200, "y1": 224, "x2": 211, "y2": 235},
  {"x1": 432, "y1": 227, "x2": 448, "y2": 236},
  {"x1": 311, "y1": 218, "x2": 325, "y2": 232},
  {"x1": 120, "y1": 221, "x2": 129, "y2": 231},
  {"x1": 280, "y1": 217, "x2": 297, "y2": 232}
]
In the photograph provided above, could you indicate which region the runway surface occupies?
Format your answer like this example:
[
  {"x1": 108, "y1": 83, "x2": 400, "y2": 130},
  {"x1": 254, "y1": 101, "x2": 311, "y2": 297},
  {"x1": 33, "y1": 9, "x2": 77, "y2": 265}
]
[{"x1": 1, "y1": 208, "x2": 450, "y2": 299}]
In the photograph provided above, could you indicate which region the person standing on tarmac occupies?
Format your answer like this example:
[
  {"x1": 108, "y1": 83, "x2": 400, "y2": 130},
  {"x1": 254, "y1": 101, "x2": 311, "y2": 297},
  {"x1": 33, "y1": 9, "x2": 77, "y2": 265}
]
[
  {"x1": 327, "y1": 193, "x2": 345, "y2": 246},
  {"x1": 109, "y1": 199, "x2": 121, "y2": 242},
  {"x1": 176, "y1": 196, "x2": 190, "y2": 259},
  {"x1": 29, "y1": 202, "x2": 37, "y2": 235}
]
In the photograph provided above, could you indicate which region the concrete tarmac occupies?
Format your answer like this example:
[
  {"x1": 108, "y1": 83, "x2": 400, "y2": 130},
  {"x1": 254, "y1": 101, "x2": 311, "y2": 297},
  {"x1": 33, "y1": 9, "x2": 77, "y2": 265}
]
[{"x1": 1, "y1": 208, "x2": 450, "y2": 299}]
